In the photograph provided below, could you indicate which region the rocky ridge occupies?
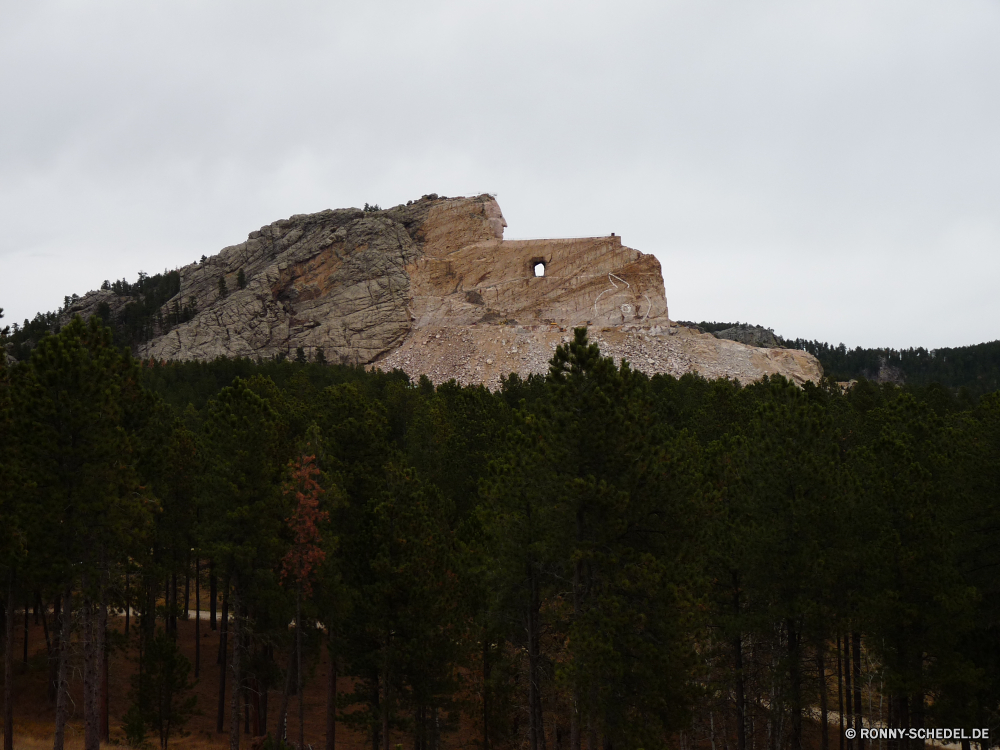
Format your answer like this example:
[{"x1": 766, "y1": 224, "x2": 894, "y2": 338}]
[
  {"x1": 713, "y1": 324, "x2": 783, "y2": 349},
  {"x1": 63, "y1": 194, "x2": 822, "y2": 386}
]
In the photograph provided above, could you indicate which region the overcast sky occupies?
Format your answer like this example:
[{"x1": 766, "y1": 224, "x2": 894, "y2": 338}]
[{"x1": 2, "y1": 1, "x2": 998, "y2": 350}]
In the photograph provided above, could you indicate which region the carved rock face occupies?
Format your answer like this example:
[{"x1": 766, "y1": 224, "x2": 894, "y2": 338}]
[
  {"x1": 65, "y1": 193, "x2": 821, "y2": 385},
  {"x1": 484, "y1": 199, "x2": 507, "y2": 239}
]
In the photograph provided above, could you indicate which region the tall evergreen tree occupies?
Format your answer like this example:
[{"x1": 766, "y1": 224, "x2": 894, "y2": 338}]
[
  {"x1": 858, "y1": 395, "x2": 978, "y2": 737},
  {"x1": 545, "y1": 328, "x2": 702, "y2": 750},
  {"x1": 737, "y1": 378, "x2": 849, "y2": 750},
  {"x1": 0, "y1": 346, "x2": 24, "y2": 750},
  {"x1": 13, "y1": 316, "x2": 152, "y2": 750},
  {"x1": 483, "y1": 329, "x2": 703, "y2": 750},
  {"x1": 281, "y1": 453, "x2": 329, "y2": 750},
  {"x1": 202, "y1": 376, "x2": 289, "y2": 749}
]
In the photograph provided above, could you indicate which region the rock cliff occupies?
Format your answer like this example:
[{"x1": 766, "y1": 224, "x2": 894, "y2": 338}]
[
  {"x1": 64, "y1": 194, "x2": 822, "y2": 386},
  {"x1": 714, "y1": 324, "x2": 783, "y2": 349}
]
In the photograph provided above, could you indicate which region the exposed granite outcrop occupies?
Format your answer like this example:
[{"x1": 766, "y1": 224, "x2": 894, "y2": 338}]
[
  {"x1": 713, "y1": 324, "x2": 783, "y2": 349},
  {"x1": 64, "y1": 194, "x2": 823, "y2": 386}
]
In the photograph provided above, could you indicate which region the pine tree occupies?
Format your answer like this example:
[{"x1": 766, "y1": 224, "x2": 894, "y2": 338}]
[
  {"x1": 281, "y1": 454, "x2": 328, "y2": 750},
  {"x1": 350, "y1": 463, "x2": 462, "y2": 750},
  {"x1": 734, "y1": 377, "x2": 848, "y2": 750},
  {"x1": 125, "y1": 627, "x2": 197, "y2": 749},
  {"x1": 480, "y1": 410, "x2": 557, "y2": 750},
  {"x1": 13, "y1": 316, "x2": 152, "y2": 750},
  {"x1": 544, "y1": 327, "x2": 701, "y2": 749},
  {"x1": 0, "y1": 349, "x2": 24, "y2": 750},
  {"x1": 941, "y1": 392, "x2": 1000, "y2": 730},
  {"x1": 857, "y1": 394, "x2": 976, "y2": 734},
  {"x1": 202, "y1": 376, "x2": 289, "y2": 749},
  {"x1": 482, "y1": 328, "x2": 702, "y2": 750}
]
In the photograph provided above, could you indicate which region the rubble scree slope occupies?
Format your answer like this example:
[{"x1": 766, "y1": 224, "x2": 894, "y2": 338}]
[{"x1": 64, "y1": 194, "x2": 822, "y2": 386}]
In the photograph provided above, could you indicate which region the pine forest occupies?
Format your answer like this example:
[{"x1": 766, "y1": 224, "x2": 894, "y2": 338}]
[{"x1": 1, "y1": 316, "x2": 999, "y2": 750}]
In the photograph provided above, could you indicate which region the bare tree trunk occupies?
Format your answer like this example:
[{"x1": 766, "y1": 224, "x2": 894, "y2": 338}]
[
  {"x1": 298, "y1": 587, "x2": 305, "y2": 750},
  {"x1": 382, "y1": 636, "x2": 390, "y2": 750},
  {"x1": 171, "y1": 571, "x2": 178, "y2": 633},
  {"x1": 787, "y1": 619, "x2": 802, "y2": 750},
  {"x1": 184, "y1": 555, "x2": 190, "y2": 619},
  {"x1": 482, "y1": 640, "x2": 490, "y2": 750},
  {"x1": 837, "y1": 635, "x2": 844, "y2": 750},
  {"x1": 262, "y1": 663, "x2": 270, "y2": 736},
  {"x1": 54, "y1": 582, "x2": 72, "y2": 750},
  {"x1": 47, "y1": 595, "x2": 60, "y2": 703},
  {"x1": 229, "y1": 576, "x2": 242, "y2": 750},
  {"x1": 817, "y1": 641, "x2": 828, "y2": 750},
  {"x1": 278, "y1": 641, "x2": 297, "y2": 742},
  {"x1": 415, "y1": 703, "x2": 425, "y2": 750},
  {"x1": 371, "y1": 676, "x2": 380, "y2": 750},
  {"x1": 145, "y1": 571, "x2": 156, "y2": 640},
  {"x1": 527, "y1": 562, "x2": 545, "y2": 750},
  {"x1": 195, "y1": 558, "x2": 201, "y2": 678},
  {"x1": 570, "y1": 570, "x2": 582, "y2": 748},
  {"x1": 84, "y1": 570, "x2": 101, "y2": 750},
  {"x1": 892, "y1": 694, "x2": 908, "y2": 750},
  {"x1": 210, "y1": 561, "x2": 217, "y2": 631},
  {"x1": 326, "y1": 636, "x2": 337, "y2": 750},
  {"x1": 250, "y1": 675, "x2": 262, "y2": 736},
  {"x1": 22, "y1": 592, "x2": 28, "y2": 670},
  {"x1": 217, "y1": 578, "x2": 230, "y2": 733},
  {"x1": 733, "y1": 573, "x2": 747, "y2": 750},
  {"x1": 852, "y1": 633, "x2": 863, "y2": 750},
  {"x1": 844, "y1": 634, "x2": 853, "y2": 750},
  {"x1": 570, "y1": 511, "x2": 582, "y2": 750},
  {"x1": 100, "y1": 579, "x2": 109, "y2": 743},
  {"x1": 911, "y1": 690, "x2": 924, "y2": 750},
  {"x1": 39, "y1": 593, "x2": 51, "y2": 656},
  {"x1": 3, "y1": 569, "x2": 15, "y2": 750}
]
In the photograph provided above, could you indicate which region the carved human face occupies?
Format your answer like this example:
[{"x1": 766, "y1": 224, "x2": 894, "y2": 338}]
[{"x1": 484, "y1": 199, "x2": 507, "y2": 239}]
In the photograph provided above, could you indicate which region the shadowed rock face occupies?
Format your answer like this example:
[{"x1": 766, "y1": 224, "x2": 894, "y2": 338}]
[
  {"x1": 65, "y1": 193, "x2": 823, "y2": 385},
  {"x1": 139, "y1": 204, "x2": 427, "y2": 364},
  {"x1": 714, "y1": 324, "x2": 783, "y2": 349}
]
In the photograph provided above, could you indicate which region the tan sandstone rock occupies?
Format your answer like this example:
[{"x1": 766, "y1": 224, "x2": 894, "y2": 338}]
[{"x1": 65, "y1": 194, "x2": 822, "y2": 386}]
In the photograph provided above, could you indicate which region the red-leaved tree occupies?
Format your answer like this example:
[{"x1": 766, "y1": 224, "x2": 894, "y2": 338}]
[{"x1": 280, "y1": 455, "x2": 328, "y2": 749}]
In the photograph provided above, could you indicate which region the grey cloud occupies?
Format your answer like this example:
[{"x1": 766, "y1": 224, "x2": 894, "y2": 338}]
[{"x1": 2, "y1": 0, "x2": 998, "y2": 349}]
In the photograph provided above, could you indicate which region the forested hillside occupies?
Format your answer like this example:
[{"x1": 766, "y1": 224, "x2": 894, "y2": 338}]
[
  {"x1": 790, "y1": 337, "x2": 1000, "y2": 395},
  {"x1": 1, "y1": 315, "x2": 999, "y2": 750},
  {"x1": 691, "y1": 320, "x2": 1000, "y2": 396},
  {"x1": 1, "y1": 269, "x2": 196, "y2": 362}
]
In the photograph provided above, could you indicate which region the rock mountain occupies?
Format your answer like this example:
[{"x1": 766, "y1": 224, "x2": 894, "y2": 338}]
[{"x1": 63, "y1": 194, "x2": 822, "y2": 387}]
